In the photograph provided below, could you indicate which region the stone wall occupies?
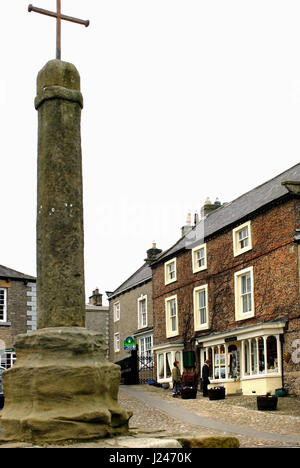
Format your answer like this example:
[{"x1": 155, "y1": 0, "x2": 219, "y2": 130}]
[
  {"x1": 109, "y1": 280, "x2": 153, "y2": 363},
  {"x1": 85, "y1": 305, "x2": 109, "y2": 358},
  {"x1": 0, "y1": 279, "x2": 36, "y2": 351}
]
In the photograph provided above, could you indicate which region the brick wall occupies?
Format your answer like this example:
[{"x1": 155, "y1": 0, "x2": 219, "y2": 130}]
[{"x1": 152, "y1": 198, "x2": 300, "y2": 394}]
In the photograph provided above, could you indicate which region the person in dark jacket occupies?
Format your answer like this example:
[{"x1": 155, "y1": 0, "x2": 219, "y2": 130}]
[{"x1": 202, "y1": 360, "x2": 210, "y2": 397}]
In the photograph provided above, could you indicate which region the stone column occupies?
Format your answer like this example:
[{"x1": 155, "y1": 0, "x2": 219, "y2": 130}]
[
  {"x1": 0, "y1": 60, "x2": 132, "y2": 444},
  {"x1": 35, "y1": 59, "x2": 85, "y2": 328}
]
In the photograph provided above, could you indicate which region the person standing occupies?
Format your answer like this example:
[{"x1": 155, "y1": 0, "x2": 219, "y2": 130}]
[
  {"x1": 202, "y1": 359, "x2": 210, "y2": 397},
  {"x1": 172, "y1": 360, "x2": 181, "y2": 397}
]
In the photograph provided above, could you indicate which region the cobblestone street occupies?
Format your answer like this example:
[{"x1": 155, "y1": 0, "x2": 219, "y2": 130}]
[
  {"x1": 118, "y1": 385, "x2": 300, "y2": 448},
  {"x1": 1, "y1": 384, "x2": 300, "y2": 448}
]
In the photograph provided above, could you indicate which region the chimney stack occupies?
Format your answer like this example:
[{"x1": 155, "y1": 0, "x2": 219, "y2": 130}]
[
  {"x1": 145, "y1": 242, "x2": 162, "y2": 264},
  {"x1": 201, "y1": 197, "x2": 222, "y2": 218},
  {"x1": 181, "y1": 212, "x2": 193, "y2": 237},
  {"x1": 89, "y1": 289, "x2": 103, "y2": 306}
]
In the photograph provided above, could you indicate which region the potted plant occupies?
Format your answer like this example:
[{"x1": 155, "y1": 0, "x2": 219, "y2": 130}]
[
  {"x1": 257, "y1": 393, "x2": 278, "y2": 411},
  {"x1": 275, "y1": 388, "x2": 287, "y2": 397},
  {"x1": 208, "y1": 386, "x2": 226, "y2": 400}
]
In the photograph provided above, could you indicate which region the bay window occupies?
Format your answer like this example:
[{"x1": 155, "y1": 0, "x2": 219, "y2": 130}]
[{"x1": 156, "y1": 348, "x2": 183, "y2": 382}]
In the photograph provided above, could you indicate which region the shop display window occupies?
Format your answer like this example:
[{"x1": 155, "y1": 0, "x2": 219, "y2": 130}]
[{"x1": 267, "y1": 336, "x2": 278, "y2": 373}]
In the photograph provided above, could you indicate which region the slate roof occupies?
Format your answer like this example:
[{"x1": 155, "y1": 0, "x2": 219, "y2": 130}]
[
  {"x1": 0, "y1": 265, "x2": 36, "y2": 281},
  {"x1": 153, "y1": 163, "x2": 300, "y2": 265},
  {"x1": 108, "y1": 263, "x2": 152, "y2": 300}
]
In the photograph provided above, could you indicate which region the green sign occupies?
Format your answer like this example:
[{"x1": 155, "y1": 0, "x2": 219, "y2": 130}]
[{"x1": 124, "y1": 337, "x2": 136, "y2": 350}]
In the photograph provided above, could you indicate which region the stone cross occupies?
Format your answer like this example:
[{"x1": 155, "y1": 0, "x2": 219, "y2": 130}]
[{"x1": 28, "y1": 1, "x2": 89, "y2": 60}]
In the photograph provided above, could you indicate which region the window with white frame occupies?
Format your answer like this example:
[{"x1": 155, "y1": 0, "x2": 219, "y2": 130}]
[
  {"x1": 138, "y1": 295, "x2": 147, "y2": 329},
  {"x1": 0, "y1": 351, "x2": 16, "y2": 369},
  {"x1": 114, "y1": 302, "x2": 120, "y2": 322},
  {"x1": 193, "y1": 284, "x2": 209, "y2": 330},
  {"x1": 157, "y1": 349, "x2": 182, "y2": 382},
  {"x1": 0, "y1": 289, "x2": 7, "y2": 322},
  {"x1": 139, "y1": 335, "x2": 153, "y2": 358},
  {"x1": 114, "y1": 333, "x2": 120, "y2": 353},
  {"x1": 164, "y1": 258, "x2": 177, "y2": 285},
  {"x1": 192, "y1": 244, "x2": 207, "y2": 273},
  {"x1": 165, "y1": 295, "x2": 178, "y2": 338},
  {"x1": 233, "y1": 221, "x2": 252, "y2": 257},
  {"x1": 234, "y1": 267, "x2": 254, "y2": 320}
]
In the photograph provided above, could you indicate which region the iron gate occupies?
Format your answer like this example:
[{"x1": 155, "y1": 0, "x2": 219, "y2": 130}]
[{"x1": 137, "y1": 354, "x2": 154, "y2": 384}]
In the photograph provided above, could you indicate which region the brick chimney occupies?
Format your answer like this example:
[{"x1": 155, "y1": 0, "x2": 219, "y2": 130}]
[
  {"x1": 89, "y1": 289, "x2": 103, "y2": 306},
  {"x1": 145, "y1": 242, "x2": 162, "y2": 264},
  {"x1": 201, "y1": 197, "x2": 221, "y2": 218}
]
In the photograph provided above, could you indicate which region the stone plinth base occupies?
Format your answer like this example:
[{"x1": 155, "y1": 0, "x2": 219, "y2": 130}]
[{"x1": 0, "y1": 327, "x2": 132, "y2": 444}]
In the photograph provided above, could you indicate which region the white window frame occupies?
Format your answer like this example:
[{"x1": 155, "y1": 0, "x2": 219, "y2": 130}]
[
  {"x1": 193, "y1": 284, "x2": 209, "y2": 331},
  {"x1": 137, "y1": 294, "x2": 148, "y2": 329},
  {"x1": 114, "y1": 302, "x2": 120, "y2": 322},
  {"x1": 233, "y1": 221, "x2": 252, "y2": 257},
  {"x1": 165, "y1": 295, "x2": 179, "y2": 338},
  {"x1": 0, "y1": 288, "x2": 7, "y2": 323},
  {"x1": 234, "y1": 266, "x2": 255, "y2": 321},
  {"x1": 0, "y1": 351, "x2": 16, "y2": 370},
  {"x1": 156, "y1": 348, "x2": 183, "y2": 383},
  {"x1": 139, "y1": 334, "x2": 153, "y2": 359},
  {"x1": 164, "y1": 258, "x2": 177, "y2": 285},
  {"x1": 192, "y1": 243, "x2": 207, "y2": 273},
  {"x1": 114, "y1": 333, "x2": 120, "y2": 353}
]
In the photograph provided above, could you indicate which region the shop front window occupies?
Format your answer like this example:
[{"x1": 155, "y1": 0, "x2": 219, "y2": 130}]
[
  {"x1": 251, "y1": 338, "x2": 258, "y2": 374},
  {"x1": 244, "y1": 341, "x2": 250, "y2": 376},
  {"x1": 166, "y1": 352, "x2": 172, "y2": 378},
  {"x1": 157, "y1": 350, "x2": 182, "y2": 381},
  {"x1": 228, "y1": 345, "x2": 240, "y2": 379},
  {"x1": 267, "y1": 336, "x2": 278, "y2": 373},
  {"x1": 214, "y1": 345, "x2": 226, "y2": 379},
  {"x1": 158, "y1": 354, "x2": 164, "y2": 380},
  {"x1": 258, "y1": 337, "x2": 265, "y2": 374}
]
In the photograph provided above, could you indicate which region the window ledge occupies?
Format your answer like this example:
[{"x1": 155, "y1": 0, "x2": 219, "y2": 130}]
[
  {"x1": 0, "y1": 321, "x2": 11, "y2": 327},
  {"x1": 242, "y1": 373, "x2": 281, "y2": 380}
]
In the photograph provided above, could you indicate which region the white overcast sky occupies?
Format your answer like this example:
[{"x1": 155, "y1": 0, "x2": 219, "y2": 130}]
[{"x1": 1, "y1": 1, "x2": 300, "y2": 304}]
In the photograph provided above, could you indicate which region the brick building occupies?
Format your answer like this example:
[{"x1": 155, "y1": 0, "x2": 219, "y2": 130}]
[
  {"x1": 108, "y1": 244, "x2": 162, "y2": 372},
  {"x1": 0, "y1": 265, "x2": 36, "y2": 370},
  {"x1": 151, "y1": 164, "x2": 300, "y2": 396}
]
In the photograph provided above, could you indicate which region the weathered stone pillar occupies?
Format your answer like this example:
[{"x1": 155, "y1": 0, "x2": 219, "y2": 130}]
[
  {"x1": 35, "y1": 59, "x2": 85, "y2": 328},
  {"x1": 0, "y1": 60, "x2": 132, "y2": 444}
]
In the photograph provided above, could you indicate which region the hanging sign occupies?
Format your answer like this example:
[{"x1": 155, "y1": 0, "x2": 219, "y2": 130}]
[{"x1": 124, "y1": 337, "x2": 137, "y2": 350}]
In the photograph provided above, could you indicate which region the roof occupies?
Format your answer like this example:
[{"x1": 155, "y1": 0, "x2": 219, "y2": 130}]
[
  {"x1": 108, "y1": 263, "x2": 152, "y2": 300},
  {"x1": 153, "y1": 163, "x2": 300, "y2": 265},
  {"x1": 0, "y1": 265, "x2": 36, "y2": 282}
]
